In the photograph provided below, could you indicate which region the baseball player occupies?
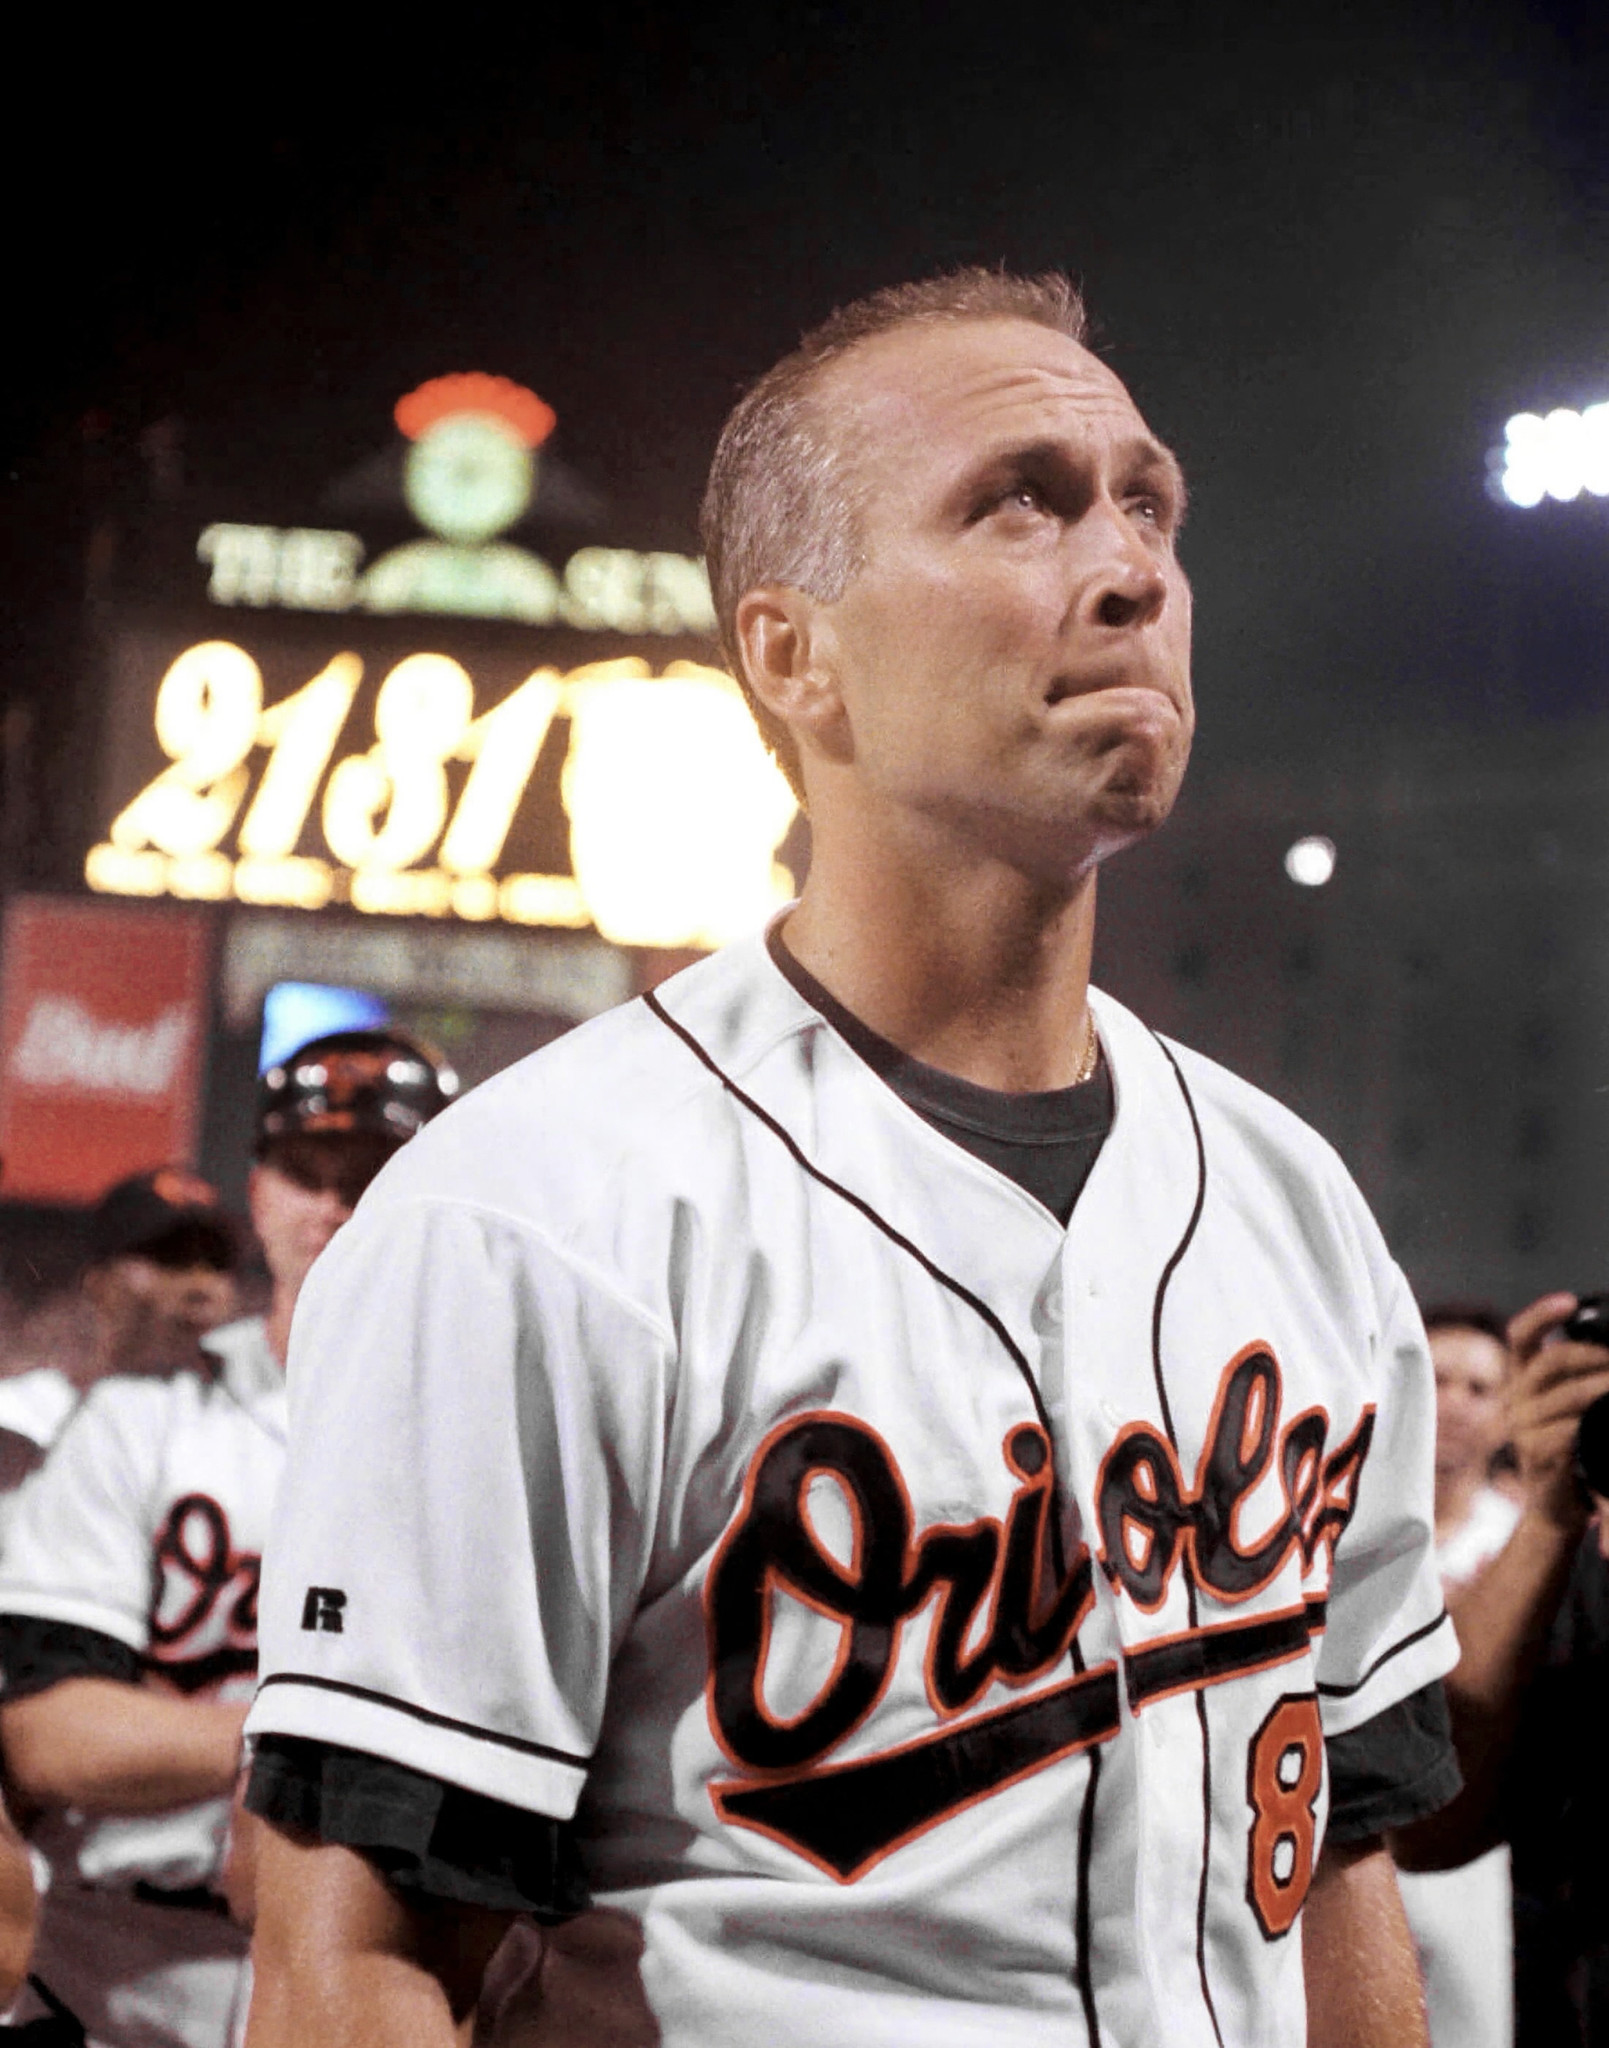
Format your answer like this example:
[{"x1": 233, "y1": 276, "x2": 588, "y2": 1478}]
[
  {"x1": 0, "y1": 1169, "x2": 240, "y2": 1546},
  {"x1": 0, "y1": 1034, "x2": 453, "y2": 2048},
  {"x1": 244, "y1": 272, "x2": 1457, "y2": 2048}
]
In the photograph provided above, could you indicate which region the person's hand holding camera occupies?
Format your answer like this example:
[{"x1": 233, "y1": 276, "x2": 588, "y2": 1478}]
[
  {"x1": 1392, "y1": 1292, "x2": 1609, "y2": 1873},
  {"x1": 1505, "y1": 1293, "x2": 1609, "y2": 1532}
]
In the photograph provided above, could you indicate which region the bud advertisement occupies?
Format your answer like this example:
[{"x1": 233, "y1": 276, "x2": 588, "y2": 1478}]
[{"x1": 0, "y1": 896, "x2": 210, "y2": 1203}]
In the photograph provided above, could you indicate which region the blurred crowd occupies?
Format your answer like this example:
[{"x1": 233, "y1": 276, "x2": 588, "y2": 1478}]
[
  {"x1": 0, "y1": 1030, "x2": 455, "y2": 2046},
  {"x1": 1, "y1": 1067, "x2": 1609, "y2": 2045}
]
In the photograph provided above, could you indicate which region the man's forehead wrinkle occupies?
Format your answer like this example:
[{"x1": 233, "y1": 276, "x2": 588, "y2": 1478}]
[
  {"x1": 840, "y1": 357, "x2": 1135, "y2": 439},
  {"x1": 817, "y1": 315, "x2": 1103, "y2": 410},
  {"x1": 835, "y1": 356, "x2": 1153, "y2": 471},
  {"x1": 806, "y1": 319, "x2": 1182, "y2": 547}
]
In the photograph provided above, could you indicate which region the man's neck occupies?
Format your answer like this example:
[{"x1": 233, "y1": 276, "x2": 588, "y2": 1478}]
[
  {"x1": 264, "y1": 1290, "x2": 296, "y2": 1371},
  {"x1": 782, "y1": 823, "x2": 1099, "y2": 1094}
]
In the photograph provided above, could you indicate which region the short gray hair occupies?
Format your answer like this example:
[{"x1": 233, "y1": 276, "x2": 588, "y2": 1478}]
[{"x1": 701, "y1": 268, "x2": 1089, "y2": 798}]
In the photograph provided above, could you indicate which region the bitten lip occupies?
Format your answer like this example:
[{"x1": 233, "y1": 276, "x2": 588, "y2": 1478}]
[{"x1": 1043, "y1": 670, "x2": 1181, "y2": 710}]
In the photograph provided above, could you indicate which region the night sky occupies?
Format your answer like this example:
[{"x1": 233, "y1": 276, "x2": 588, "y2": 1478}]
[{"x1": 3, "y1": 0, "x2": 1606, "y2": 812}]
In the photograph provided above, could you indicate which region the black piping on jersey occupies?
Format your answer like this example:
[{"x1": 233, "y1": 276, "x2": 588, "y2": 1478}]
[
  {"x1": 643, "y1": 989, "x2": 1106, "y2": 2043},
  {"x1": 255, "y1": 1672, "x2": 591, "y2": 1770},
  {"x1": 1073, "y1": 1743, "x2": 1103, "y2": 2048},
  {"x1": 1146, "y1": 1036, "x2": 1225, "y2": 2048},
  {"x1": 1313, "y1": 1608, "x2": 1451, "y2": 1699},
  {"x1": 641, "y1": 991, "x2": 1058, "y2": 1446}
]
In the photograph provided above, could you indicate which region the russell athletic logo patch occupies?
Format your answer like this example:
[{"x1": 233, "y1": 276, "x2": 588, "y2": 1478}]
[
  {"x1": 301, "y1": 1587, "x2": 348, "y2": 1633},
  {"x1": 704, "y1": 1344, "x2": 1372, "y2": 1883}
]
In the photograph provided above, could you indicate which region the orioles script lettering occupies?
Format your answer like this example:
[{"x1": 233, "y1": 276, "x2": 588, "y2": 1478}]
[{"x1": 704, "y1": 1346, "x2": 1372, "y2": 1881}]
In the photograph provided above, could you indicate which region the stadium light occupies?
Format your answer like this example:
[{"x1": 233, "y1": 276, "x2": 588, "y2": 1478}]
[
  {"x1": 1284, "y1": 836, "x2": 1336, "y2": 887},
  {"x1": 1494, "y1": 403, "x2": 1609, "y2": 508}
]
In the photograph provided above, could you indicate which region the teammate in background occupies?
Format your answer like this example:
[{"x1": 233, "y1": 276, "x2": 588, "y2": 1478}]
[
  {"x1": 1423, "y1": 1307, "x2": 1521, "y2": 1573},
  {"x1": 1394, "y1": 1306, "x2": 1519, "y2": 2048},
  {"x1": 0, "y1": 1036, "x2": 454, "y2": 2048},
  {"x1": 0, "y1": 1169, "x2": 241, "y2": 1537},
  {"x1": 245, "y1": 272, "x2": 1456, "y2": 2048},
  {"x1": 1395, "y1": 1295, "x2": 1609, "y2": 2045}
]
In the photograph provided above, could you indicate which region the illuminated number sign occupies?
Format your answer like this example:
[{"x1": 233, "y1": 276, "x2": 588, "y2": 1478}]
[{"x1": 86, "y1": 635, "x2": 798, "y2": 950}]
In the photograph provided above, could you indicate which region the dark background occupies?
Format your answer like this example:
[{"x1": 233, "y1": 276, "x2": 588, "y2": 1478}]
[
  {"x1": 3, "y1": 0, "x2": 1608, "y2": 1304},
  {"x1": 5, "y1": 0, "x2": 1606, "y2": 795}
]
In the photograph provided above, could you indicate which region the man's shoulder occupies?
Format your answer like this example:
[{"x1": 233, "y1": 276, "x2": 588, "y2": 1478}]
[
  {"x1": 1158, "y1": 1029, "x2": 1352, "y2": 1181},
  {"x1": 71, "y1": 1365, "x2": 203, "y2": 1424},
  {"x1": 200, "y1": 1315, "x2": 282, "y2": 1405},
  {"x1": 1092, "y1": 983, "x2": 1343, "y2": 1182},
  {"x1": 1096, "y1": 990, "x2": 1390, "y2": 1280},
  {"x1": 354, "y1": 934, "x2": 809, "y2": 1231},
  {"x1": 0, "y1": 1368, "x2": 78, "y2": 1452},
  {"x1": 7, "y1": 1367, "x2": 191, "y2": 1519}
]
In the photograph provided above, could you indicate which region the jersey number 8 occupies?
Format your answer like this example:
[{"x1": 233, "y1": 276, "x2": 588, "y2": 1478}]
[{"x1": 1245, "y1": 1692, "x2": 1324, "y2": 1939}]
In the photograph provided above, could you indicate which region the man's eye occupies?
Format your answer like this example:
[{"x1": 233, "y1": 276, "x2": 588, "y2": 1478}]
[{"x1": 1000, "y1": 483, "x2": 1049, "y2": 514}]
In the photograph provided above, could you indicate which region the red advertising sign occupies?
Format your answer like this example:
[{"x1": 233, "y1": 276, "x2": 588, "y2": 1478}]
[{"x1": 0, "y1": 896, "x2": 211, "y2": 1204}]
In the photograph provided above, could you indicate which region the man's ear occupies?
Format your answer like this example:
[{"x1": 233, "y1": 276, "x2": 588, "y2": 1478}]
[{"x1": 733, "y1": 587, "x2": 852, "y2": 766}]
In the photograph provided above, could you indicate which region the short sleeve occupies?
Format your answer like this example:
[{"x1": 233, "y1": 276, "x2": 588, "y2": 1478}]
[
  {"x1": 245, "y1": 1735, "x2": 589, "y2": 1919},
  {"x1": 244, "y1": 1194, "x2": 673, "y2": 1823},
  {"x1": 0, "y1": 1383, "x2": 164, "y2": 1652},
  {"x1": 1323, "y1": 1680, "x2": 1460, "y2": 1841},
  {"x1": 1313, "y1": 1260, "x2": 1458, "y2": 1735},
  {"x1": 0, "y1": 1615, "x2": 145, "y2": 1700}
]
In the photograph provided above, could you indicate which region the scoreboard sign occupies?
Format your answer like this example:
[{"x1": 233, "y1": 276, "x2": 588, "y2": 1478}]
[
  {"x1": 84, "y1": 375, "x2": 800, "y2": 951},
  {"x1": 86, "y1": 631, "x2": 798, "y2": 951}
]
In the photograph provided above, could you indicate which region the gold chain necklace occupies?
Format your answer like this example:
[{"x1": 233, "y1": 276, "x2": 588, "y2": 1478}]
[{"x1": 1072, "y1": 1008, "x2": 1100, "y2": 1087}]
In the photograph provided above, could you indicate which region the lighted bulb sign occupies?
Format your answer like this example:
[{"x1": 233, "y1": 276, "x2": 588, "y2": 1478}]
[
  {"x1": 84, "y1": 641, "x2": 799, "y2": 950},
  {"x1": 1493, "y1": 402, "x2": 1609, "y2": 508},
  {"x1": 195, "y1": 373, "x2": 716, "y2": 633}
]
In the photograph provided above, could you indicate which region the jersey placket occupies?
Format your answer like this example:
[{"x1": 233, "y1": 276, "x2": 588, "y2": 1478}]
[{"x1": 1052, "y1": 1002, "x2": 1227, "y2": 2048}]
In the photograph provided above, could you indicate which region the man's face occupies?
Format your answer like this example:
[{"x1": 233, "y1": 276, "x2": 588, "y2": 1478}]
[
  {"x1": 83, "y1": 1250, "x2": 236, "y2": 1377},
  {"x1": 1429, "y1": 1325, "x2": 1511, "y2": 1485},
  {"x1": 804, "y1": 316, "x2": 1194, "y2": 875},
  {"x1": 249, "y1": 1132, "x2": 398, "y2": 1301}
]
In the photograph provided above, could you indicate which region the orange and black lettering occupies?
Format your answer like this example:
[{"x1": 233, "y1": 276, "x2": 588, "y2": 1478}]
[
  {"x1": 1096, "y1": 1346, "x2": 1371, "y2": 1614},
  {"x1": 148, "y1": 1492, "x2": 260, "y2": 1694},
  {"x1": 708, "y1": 1416, "x2": 912, "y2": 1773},
  {"x1": 707, "y1": 1352, "x2": 1373, "y2": 1881},
  {"x1": 706, "y1": 1414, "x2": 1099, "y2": 1865},
  {"x1": 1245, "y1": 1693, "x2": 1325, "y2": 1938}
]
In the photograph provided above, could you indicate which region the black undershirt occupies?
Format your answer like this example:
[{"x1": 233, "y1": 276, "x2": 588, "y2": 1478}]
[
  {"x1": 764, "y1": 924, "x2": 1114, "y2": 1225},
  {"x1": 12, "y1": 946, "x2": 1450, "y2": 1916}
]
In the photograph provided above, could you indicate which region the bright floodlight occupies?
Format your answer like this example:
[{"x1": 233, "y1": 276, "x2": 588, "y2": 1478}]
[
  {"x1": 1285, "y1": 836, "x2": 1336, "y2": 887},
  {"x1": 1499, "y1": 402, "x2": 1609, "y2": 507}
]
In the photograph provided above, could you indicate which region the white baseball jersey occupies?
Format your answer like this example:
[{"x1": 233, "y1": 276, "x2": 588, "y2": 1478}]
[
  {"x1": 0, "y1": 1316, "x2": 284, "y2": 1892},
  {"x1": 248, "y1": 935, "x2": 1454, "y2": 2048}
]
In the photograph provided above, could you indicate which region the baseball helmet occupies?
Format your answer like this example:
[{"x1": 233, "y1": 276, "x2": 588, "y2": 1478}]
[{"x1": 256, "y1": 1029, "x2": 458, "y2": 1151}]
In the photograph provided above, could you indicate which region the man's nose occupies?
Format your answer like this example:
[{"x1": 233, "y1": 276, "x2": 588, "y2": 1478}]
[
  {"x1": 177, "y1": 1267, "x2": 227, "y2": 1314},
  {"x1": 1078, "y1": 509, "x2": 1169, "y2": 631}
]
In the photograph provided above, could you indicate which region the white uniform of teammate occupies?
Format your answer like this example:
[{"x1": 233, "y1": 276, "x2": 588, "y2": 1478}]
[
  {"x1": 1398, "y1": 1485, "x2": 1522, "y2": 2048},
  {"x1": 0, "y1": 1316, "x2": 283, "y2": 2048},
  {"x1": 248, "y1": 938, "x2": 1454, "y2": 2048}
]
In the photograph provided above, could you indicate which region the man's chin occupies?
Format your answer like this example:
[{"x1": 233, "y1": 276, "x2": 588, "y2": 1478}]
[{"x1": 1081, "y1": 747, "x2": 1190, "y2": 851}]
